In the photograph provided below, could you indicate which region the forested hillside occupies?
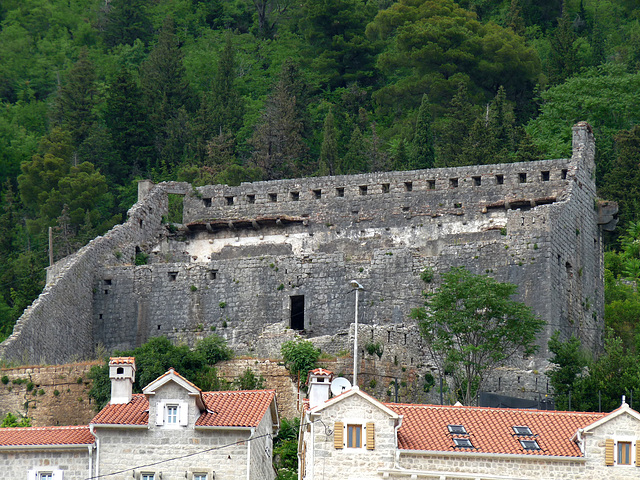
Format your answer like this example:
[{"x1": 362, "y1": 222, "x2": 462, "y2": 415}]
[{"x1": 1, "y1": 0, "x2": 640, "y2": 380}]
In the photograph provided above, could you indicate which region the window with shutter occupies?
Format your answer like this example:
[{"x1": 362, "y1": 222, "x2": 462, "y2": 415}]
[
  {"x1": 366, "y1": 422, "x2": 375, "y2": 450},
  {"x1": 300, "y1": 441, "x2": 306, "y2": 478},
  {"x1": 334, "y1": 422, "x2": 344, "y2": 449},
  {"x1": 619, "y1": 441, "x2": 632, "y2": 465},
  {"x1": 636, "y1": 440, "x2": 640, "y2": 467},
  {"x1": 605, "y1": 438, "x2": 614, "y2": 466},
  {"x1": 347, "y1": 424, "x2": 362, "y2": 448}
]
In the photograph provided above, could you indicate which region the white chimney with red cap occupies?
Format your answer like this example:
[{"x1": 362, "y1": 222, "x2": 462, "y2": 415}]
[
  {"x1": 307, "y1": 368, "x2": 333, "y2": 409},
  {"x1": 109, "y1": 357, "x2": 136, "y2": 404}
]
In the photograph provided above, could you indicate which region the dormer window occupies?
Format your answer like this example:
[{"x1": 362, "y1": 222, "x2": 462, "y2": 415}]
[
  {"x1": 447, "y1": 424, "x2": 467, "y2": 435},
  {"x1": 156, "y1": 400, "x2": 188, "y2": 427}
]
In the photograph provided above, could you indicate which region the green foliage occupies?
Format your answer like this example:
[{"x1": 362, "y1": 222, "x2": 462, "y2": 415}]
[
  {"x1": 134, "y1": 252, "x2": 148, "y2": 265},
  {"x1": 273, "y1": 417, "x2": 299, "y2": 480},
  {"x1": 235, "y1": 368, "x2": 266, "y2": 390},
  {"x1": 412, "y1": 267, "x2": 544, "y2": 405},
  {"x1": 88, "y1": 336, "x2": 233, "y2": 410},
  {"x1": 281, "y1": 338, "x2": 320, "y2": 379},
  {"x1": 364, "y1": 341, "x2": 384, "y2": 359},
  {"x1": 1, "y1": 412, "x2": 31, "y2": 428},
  {"x1": 420, "y1": 267, "x2": 434, "y2": 284},
  {"x1": 546, "y1": 331, "x2": 589, "y2": 410}
]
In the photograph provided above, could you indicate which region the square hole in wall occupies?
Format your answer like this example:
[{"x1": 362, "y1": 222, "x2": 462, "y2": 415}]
[
  {"x1": 541, "y1": 171, "x2": 550, "y2": 181},
  {"x1": 225, "y1": 196, "x2": 234, "y2": 206},
  {"x1": 336, "y1": 187, "x2": 344, "y2": 197},
  {"x1": 313, "y1": 189, "x2": 322, "y2": 199},
  {"x1": 169, "y1": 272, "x2": 178, "y2": 281},
  {"x1": 104, "y1": 279, "x2": 112, "y2": 286},
  {"x1": 427, "y1": 179, "x2": 436, "y2": 190},
  {"x1": 269, "y1": 193, "x2": 277, "y2": 202},
  {"x1": 449, "y1": 178, "x2": 458, "y2": 188},
  {"x1": 496, "y1": 174, "x2": 504, "y2": 185},
  {"x1": 519, "y1": 173, "x2": 527, "y2": 183},
  {"x1": 247, "y1": 194, "x2": 255, "y2": 204},
  {"x1": 359, "y1": 185, "x2": 368, "y2": 195},
  {"x1": 454, "y1": 203, "x2": 462, "y2": 208},
  {"x1": 203, "y1": 198, "x2": 212, "y2": 207},
  {"x1": 562, "y1": 169, "x2": 568, "y2": 179},
  {"x1": 382, "y1": 183, "x2": 390, "y2": 193},
  {"x1": 473, "y1": 176, "x2": 481, "y2": 186},
  {"x1": 290, "y1": 191, "x2": 300, "y2": 201},
  {"x1": 208, "y1": 270, "x2": 218, "y2": 280},
  {"x1": 404, "y1": 181, "x2": 413, "y2": 192}
]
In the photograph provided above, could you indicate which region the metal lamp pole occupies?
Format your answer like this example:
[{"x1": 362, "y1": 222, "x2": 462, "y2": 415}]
[{"x1": 350, "y1": 280, "x2": 364, "y2": 387}]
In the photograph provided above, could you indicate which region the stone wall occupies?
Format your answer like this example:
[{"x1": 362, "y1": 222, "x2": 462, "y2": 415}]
[
  {"x1": 0, "y1": 125, "x2": 608, "y2": 390},
  {"x1": 0, "y1": 361, "x2": 99, "y2": 426},
  {"x1": 0, "y1": 445, "x2": 93, "y2": 480}
]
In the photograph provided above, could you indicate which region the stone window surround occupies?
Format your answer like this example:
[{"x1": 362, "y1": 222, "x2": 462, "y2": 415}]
[
  {"x1": 28, "y1": 470, "x2": 63, "y2": 480},
  {"x1": 339, "y1": 418, "x2": 371, "y2": 450}
]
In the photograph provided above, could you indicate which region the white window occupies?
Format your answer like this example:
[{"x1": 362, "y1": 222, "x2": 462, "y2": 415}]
[
  {"x1": 166, "y1": 404, "x2": 178, "y2": 424},
  {"x1": 155, "y1": 400, "x2": 188, "y2": 427},
  {"x1": 194, "y1": 475, "x2": 207, "y2": 480},
  {"x1": 141, "y1": 474, "x2": 155, "y2": 480},
  {"x1": 28, "y1": 471, "x2": 63, "y2": 480},
  {"x1": 39, "y1": 475, "x2": 53, "y2": 480}
]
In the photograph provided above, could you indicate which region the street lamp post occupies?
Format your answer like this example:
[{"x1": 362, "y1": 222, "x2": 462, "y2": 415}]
[{"x1": 350, "y1": 280, "x2": 364, "y2": 387}]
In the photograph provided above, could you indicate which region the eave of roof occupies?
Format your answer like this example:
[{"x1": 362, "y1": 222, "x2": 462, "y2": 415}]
[{"x1": 0, "y1": 425, "x2": 94, "y2": 448}]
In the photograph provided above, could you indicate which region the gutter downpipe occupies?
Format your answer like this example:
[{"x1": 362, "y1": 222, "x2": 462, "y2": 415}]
[
  {"x1": 88, "y1": 444, "x2": 93, "y2": 479},
  {"x1": 247, "y1": 427, "x2": 256, "y2": 480},
  {"x1": 90, "y1": 425, "x2": 100, "y2": 479},
  {"x1": 394, "y1": 416, "x2": 403, "y2": 469}
]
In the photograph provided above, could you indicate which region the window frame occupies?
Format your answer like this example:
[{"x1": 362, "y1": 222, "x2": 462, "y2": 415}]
[
  {"x1": 193, "y1": 475, "x2": 208, "y2": 480},
  {"x1": 613, "y1": 438, "x2": 636, "y2": 466},
  {"x1": 155, "y1": 399, "x2": 188, "y2": 427},
  {"x1": 347, "y1": 424, "x2": 362, "y2": 449},
  {"x1": 520, "y1": 439, "x2": 541, "y2": 451},
  {"x1": 141, "y1": 474, "x2": 155, "y2": 480},
  {"x1": 166, "y1": 404, "x2": 178, "y2": 424}
]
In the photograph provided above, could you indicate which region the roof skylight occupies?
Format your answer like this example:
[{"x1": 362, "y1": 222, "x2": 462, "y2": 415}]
[
  {"x1": 520, "y1": 439, "x2": 540, "y2": 450},
  {"x1": 447, "y1": 424, "x2": 467, "y2": 435},
  {"x1": 513, "y1": 426, "x2": 533, "y2": 436},
  {"x1": 453, "y1": 438, "x2": 473, "y2": 448}
]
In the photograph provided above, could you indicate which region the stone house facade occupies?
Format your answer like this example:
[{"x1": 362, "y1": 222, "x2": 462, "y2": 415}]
[
  {"x1": 300, "y1": 369, "x2": 640, "y2": 480},
  {"x1": 0, "y1": 357, "x2": 279, "y2": 480}
]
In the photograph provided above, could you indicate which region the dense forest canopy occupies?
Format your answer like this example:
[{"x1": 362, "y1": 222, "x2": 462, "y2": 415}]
[{"x1": 2, "y1": 1, "x2": 640, "y2": 407}]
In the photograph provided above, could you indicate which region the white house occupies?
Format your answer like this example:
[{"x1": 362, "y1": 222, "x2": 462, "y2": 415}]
[
  {"x1": 300, "y1": 368, "x2": 640, "y2": 480},
  {"x1": 0, "y1": 357, "x2": 279, "y2": 480}
]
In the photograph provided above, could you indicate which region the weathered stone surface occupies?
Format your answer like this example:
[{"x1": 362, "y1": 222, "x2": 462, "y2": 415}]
[{"x1": 0, "y1": 124, "x2": 608, "y2": 402}]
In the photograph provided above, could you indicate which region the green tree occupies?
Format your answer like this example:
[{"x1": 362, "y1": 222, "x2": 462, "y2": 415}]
[
  {"x1": 88, "y1": 335, "x2": 233, "y2": 410},
  {"x1": 435, "y1": 83, "x2": 479, "y2": 167},
  {"x1": 281, "y1": 338, "x2": 320, "y2": 381},
  {"x1": 319, "y1": 107, "x2": 339, "y2": 176},
  {"x1": 411, "y1": 267, "x2": 545, "y2": 405},
  {"x1": 0, "y1": 412, "x2": 31, "y2": 427},
  {"x1": 409, "y1": 94, "x2": 435, "y2": 170},
  {"x1": 103, "y1": 0, "x2": 152, "y2": 48},
  {"x1": 548, "y1": 1, "x2": 578, "y2": 85},
  {"x1": 546, "y1": 331, "x2": 588, "y2": 410},
  {"x1": 235, "y1": 368, "x2": 266, "y2": 390},
  {"x1": 273, "y1": 417, "x2": 300, "y2": 480}
]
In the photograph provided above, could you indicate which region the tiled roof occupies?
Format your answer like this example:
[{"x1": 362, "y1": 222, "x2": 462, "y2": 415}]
[
  {"x1": 109, "y1": 356, "x2": 135, "y2": 365},
  {"x1": 0, "y1": 425, "x2": 94, "y2": 447},
  {"x1": 197, "y1": 390, "x2": 276, "y2": 428},
  {"x1": 91, "y1": 390, "x2": 276, "y2": 428},
  {"x1": 388, "y1": 403, "x2": 606, "y2": 457},
  {"x1": 309, "y1": 368, "x2": 333, "y2": 376},
  {"x1": 146, "y1": 368, "x2": 202, "y2": 393},
  {"x1": 91, "y1": 394, "x2": 149, "y2": 425}
]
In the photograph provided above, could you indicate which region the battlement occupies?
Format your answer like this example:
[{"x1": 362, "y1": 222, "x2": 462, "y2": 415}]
[{"x1": 0, "y1": 124, "x2": 607, "y2": 387}]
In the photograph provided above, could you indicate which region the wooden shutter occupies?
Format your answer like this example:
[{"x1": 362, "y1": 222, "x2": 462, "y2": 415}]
[
  {"x1": 334, "y1": 422, "x2": 344, "y2": 449},
  {"x1": 301, "y1": 442, "x2": 306, "y2": 478},
  {"x1": 155, "y1": 403, "x2": 164, "y2": 426},
  {"x1": 179, "y1": 402, "x2": 188, "y2": 426},
  {"x1": 366, "y1": 422, "x2": 375, "y2": 450},
  {"x1": 636, "y1": 440, "x2": 640, "y2": 466},
  {"x1": 605, "y1": 438, "x2": 614, "y2": 466}
]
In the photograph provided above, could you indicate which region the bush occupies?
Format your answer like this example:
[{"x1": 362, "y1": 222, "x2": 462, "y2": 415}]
[
  {"x1": 235, "y1": 368, "x2": 266, "y2": 390},
  {"x1": 365, "y1": 341, "x2": 384, "y2": 359},
  {"x1": 195, "y1": 334, "x2": 234, "y2": 364},
  {"x1": 281, "y1": 339, "x2": 320, "y2": 379},
  {"x1": 135, "y1": 252, "x2": 149, "y2": 265},
  {"x1": 1, "y1": 375, "x2": 8, "y2": 385}
]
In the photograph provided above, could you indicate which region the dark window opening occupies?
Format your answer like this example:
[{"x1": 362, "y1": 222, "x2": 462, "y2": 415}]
[
  {"x1": 269, "y1": 193, "x2": 277, "y2": 202},
  {"x1": 402, "y1": 206, "x2": 410, "y2": 212},
  {"x1": 360, "y1": 185, "x2": 368, "y2": 195},
  {"x1": 247, "y1": 194, "x2": 255, "y2": 204},
  {"x1": 290, "y1": 295, "x2": 305, "y2": 330},
  {"x1": 117, "y1": 367, "x2": 124, "y2": 375},
  {"x1": 519, "y1": 173, "x2": 527, "y2": 183},
  {"x1": 104, "y1": 290, "x2": 109, "y2": 294},
  {"x1": 169, "y1": 272, "x2": 178, "y2": 281},
  {"x1": 104, "y1": 279, "x2": 112, "y2": 286},
  {"x1": 562, "y1": 169, "x2": 568, "y2": 179},
  {"x1": 157, "y1": 325, "x2": 161, "y2": 330},
  {"x1": 382, "y1": 183, "x2": 390, "y2": 193},
  {"x1": 336, "y1": 187, "x2": 344, "y2": 197},
  {"x1": 404, "y1": 181, "x2": 413, "y2": 192},
  {"x1": 473, "y1": 176, "x2": 481, "y2": 186},
  {"x1": 225, "y1": 196, "x2": 234, "y2": 206},
  {"x1": 139, "y1": 219, "x2": 143, "y2": 228},
  {"x1": 455, "y1": 203, "x2": 462, "y2": 209},
  {"x1": 427, "y1": 180, "x2": 436, "y2": 190},
  {"x1": 99, "y1": 314, "x2": 103, "y2": 319},
  {"x1": 208, "y1": 270, "x2": 218, "y2": 280},
  {"x1": 314, "y1": 189, "x2": 322, "y2": 199},
  {"x1": 203, "y1": 198, "x2": 212, "y2": 207},
  {"x1": 449, "y1": 178, "x2": 458, "y2": 188},
  {"x1": 291, "y1": 191, "x2": 300, "y2": 201},
  {"x1": 496, "y1": 175, "x2": 504, "y2": 185},
  {"x1": 541, "y1": 171, "x2": 550, "y2": 181}
]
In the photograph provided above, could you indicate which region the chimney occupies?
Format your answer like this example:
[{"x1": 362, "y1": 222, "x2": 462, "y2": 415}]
[
  {"x1": 109, "y1": 357, "x2": 136, "y2": 404},
  {"x1": 307, "y1": 368, "x2": 333, "y2": 409}
]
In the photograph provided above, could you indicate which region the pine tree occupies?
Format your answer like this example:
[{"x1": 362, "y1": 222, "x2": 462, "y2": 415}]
[
  {"x1": 506, "y1": 0, "x2": 525, "y2": 36},
  {"x1": 103, "y1": 0, "x2": 152, "y2": 48},
  {"x1": 409, "y1": 94, "x2": 435, "y2": 170},
  {"x1": 436, "y1": 83, "x2": 477, "y2": 167},
  {"x1": 319, "y1": 107, "x2": 339, "y2": 176},
  {"x1": 548, "y1": 1, "x2": 578, "y2": 84},
  {"x1": 210, "y1": 31, "x2": 244, "y2": 135},
  {"x1": 52, "y1": 48, "x2": 98, "y2": 156},
  {"x1": 342, "y1": 126, "x2": 368, "y2": 174}
]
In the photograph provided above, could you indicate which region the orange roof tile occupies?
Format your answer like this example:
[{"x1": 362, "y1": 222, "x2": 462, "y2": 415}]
[
  {"x1": 109, "y1": 356, "x2": 135, "y2": 365},
  {"x1": 309, "y1": 368, "x2": 333, "y2": 376},
  {"x1": 146, "y1": 368, "x2": 202, "y2": 394},
  {"x1": 91, "y1": 394, "x2": 149, "y2": 425},
  {"x1": 197, "y1": 390, "x2": 276, "y2": 428},
  {"x1": 388, "y1": 403, "x2": 605, "y2": 457},
  {"x1": 0, "y1": 426, "x2": 94, "y2": 447}
]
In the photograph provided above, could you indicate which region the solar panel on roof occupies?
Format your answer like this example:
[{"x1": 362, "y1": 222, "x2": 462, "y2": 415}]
[
  {"x1": 513, "y1": 426, "x2": 533, "y2": 436},
  {"x1": 447, "y1": 424, "x2": 467, "y2": 435}
]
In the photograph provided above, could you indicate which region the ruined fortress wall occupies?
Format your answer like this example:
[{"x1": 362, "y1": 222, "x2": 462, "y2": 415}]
[{"x1": 1, "y1": 125, "x2": 604, "y2": 369}]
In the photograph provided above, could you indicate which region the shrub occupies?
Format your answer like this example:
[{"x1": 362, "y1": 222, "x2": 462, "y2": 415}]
[
  {"x1": 1, "y1": 376, "x2": 8, "y2": 385},
  {"x1": 281, "y1": 339, "x2": 320, "y2": 379}
]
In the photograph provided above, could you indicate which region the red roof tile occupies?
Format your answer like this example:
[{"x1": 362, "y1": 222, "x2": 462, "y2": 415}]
[
  {"x1": 109, "y1": 356, "x2": 135, "y2": 365},
  {"x1": 91, "y1": 394, "x2": 149, "y2": 425},
  {"x1": 197, "y1": 390, "x2": 276, "y2": 428},
  {"x1": 388, "y1": 403, "x2": 605, "y2": 457},
  {"x1": 0, "y1": 426, "x2": 94, "y2": 447}
]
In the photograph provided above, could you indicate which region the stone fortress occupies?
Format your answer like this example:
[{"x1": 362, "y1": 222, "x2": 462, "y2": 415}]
[{"x1": 0, "y1": 123, "x2": 617, "y2": 401}]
